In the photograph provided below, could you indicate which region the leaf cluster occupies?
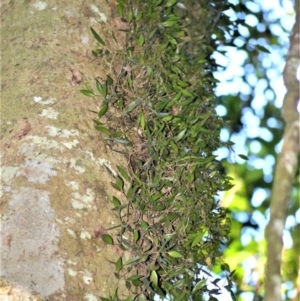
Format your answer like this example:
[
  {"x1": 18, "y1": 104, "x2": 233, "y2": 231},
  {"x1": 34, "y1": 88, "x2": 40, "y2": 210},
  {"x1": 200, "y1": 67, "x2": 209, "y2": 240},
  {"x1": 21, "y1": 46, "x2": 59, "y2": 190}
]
[{"x1": 82, "y1": 0, "x2": 236, "y2": 300}]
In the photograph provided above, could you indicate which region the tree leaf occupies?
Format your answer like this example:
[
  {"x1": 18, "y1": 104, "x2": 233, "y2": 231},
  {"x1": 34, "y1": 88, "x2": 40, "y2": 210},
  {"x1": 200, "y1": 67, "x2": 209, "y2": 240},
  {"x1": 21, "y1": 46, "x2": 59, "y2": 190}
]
[
  {"x1": 255, "y1": 44, "x2": 271, "y2": 53},
  {"x1": 238, "y1": 154, "x2": 249, "y2": 160},
  {"x1": 90, "y1": 27, "x2": 106, "y2": 46}
]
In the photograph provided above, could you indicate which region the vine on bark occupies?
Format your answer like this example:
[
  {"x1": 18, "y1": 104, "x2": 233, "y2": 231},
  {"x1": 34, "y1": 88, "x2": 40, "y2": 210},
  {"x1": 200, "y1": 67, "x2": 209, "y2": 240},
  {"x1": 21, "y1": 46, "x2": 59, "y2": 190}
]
[{"x1": 82, "y1": 0, "x2": 236, "y2": 300}]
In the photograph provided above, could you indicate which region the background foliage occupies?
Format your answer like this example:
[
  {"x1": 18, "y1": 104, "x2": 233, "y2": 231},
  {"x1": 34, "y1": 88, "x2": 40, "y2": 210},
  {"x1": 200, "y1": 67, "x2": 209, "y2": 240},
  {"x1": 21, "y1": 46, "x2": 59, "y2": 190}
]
[{"x1": 211, "y1": 0, "x2": 299, "y2": 300}]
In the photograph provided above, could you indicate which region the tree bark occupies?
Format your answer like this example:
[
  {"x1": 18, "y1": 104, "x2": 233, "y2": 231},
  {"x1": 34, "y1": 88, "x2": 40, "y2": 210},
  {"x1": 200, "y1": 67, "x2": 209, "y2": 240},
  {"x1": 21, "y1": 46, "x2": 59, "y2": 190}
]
[
  {"x1": 1, "y1": 0, "x2": 129, "y2": 299},
  {"x1": 265, "y1": 1, "x2": 300, "y2": 300}
]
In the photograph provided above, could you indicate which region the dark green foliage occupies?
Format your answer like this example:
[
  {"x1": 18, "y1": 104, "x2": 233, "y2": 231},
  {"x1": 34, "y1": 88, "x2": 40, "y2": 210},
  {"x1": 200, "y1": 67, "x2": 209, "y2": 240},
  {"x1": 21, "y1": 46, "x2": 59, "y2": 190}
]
[{"x1": 85, "y1": 0, "x2": 236, "y2": 300}]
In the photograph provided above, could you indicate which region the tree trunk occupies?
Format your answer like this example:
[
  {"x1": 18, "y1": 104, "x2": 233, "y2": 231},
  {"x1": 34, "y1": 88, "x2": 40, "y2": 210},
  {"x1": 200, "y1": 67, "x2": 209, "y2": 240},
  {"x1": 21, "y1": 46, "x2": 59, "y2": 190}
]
[
  {"x1": 1, "y1": 0, "x2": 129, "y2": 299},
  {"x1": 265, "y1": 1, "x2": 300, "y2": 300}
]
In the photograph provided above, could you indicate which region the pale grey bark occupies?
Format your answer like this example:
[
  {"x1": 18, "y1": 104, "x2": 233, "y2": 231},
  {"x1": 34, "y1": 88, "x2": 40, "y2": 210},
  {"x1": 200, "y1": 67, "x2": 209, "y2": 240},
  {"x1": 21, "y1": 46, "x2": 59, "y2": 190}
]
[
  {"x1": 1, "y1": 0, "x2": 130, "y2": 299},
  {"x1": 265, "y1": 1, "x2": 300, "y2": 300}
]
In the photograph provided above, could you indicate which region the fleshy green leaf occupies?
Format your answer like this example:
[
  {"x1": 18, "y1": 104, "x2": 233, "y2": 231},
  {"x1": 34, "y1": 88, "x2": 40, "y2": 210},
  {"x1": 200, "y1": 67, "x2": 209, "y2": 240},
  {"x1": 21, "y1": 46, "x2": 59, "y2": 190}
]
[
  {"x1": 115, "y1": 257, "x2": 123, "y2": 272},
  {"x1": 140, "y1": 111, "x2": 146, "y2": 130},
  {"x1": 90, "y1": 27, "x2": 106, "y2": 46},
  {"x1": 138, "y1": 294, "x2": 147, "y2": 301},
  {"x1": 127, "y1": 8, "x2": 134, "y2": 22},
  {"x1": 177, "y1": 80, "x2": 190, "y2": 88},
  {"x1": 161, "y1": 115, "x2": 173, "y2": 121},
  {"x1": 124, "y1": 297, "x2": 136, "y2": 301},
  {"x1": 116, "y1": 165, "x2": 130, "y2": 182},
  {"x1": 168, "y1": 251, "x2": 183, "y2": 258},
  {"x1": 221, "y1": 263, "x2": 230, "y2": 272},
  {"x1": 140, "y1": 220, "x2": 149, "y2": 232},
  {"x1": 80, "y1": 89, "x2": 94, "y2": 97},
  {"x1": 111, "y1": 131, "x2": 123, "y2": 138},
  {"x1": 166, "y1": 0, "x2": 177, "y2": 7},
  {"x1": 256, "y1": 44, "x2": 271, "y2": 53},
  {"x1": 163, "y1": 20, "x2": 176, "y2": 27},
  {"x1": 98, "y1": 104, "x2": 108, "y2": 118},
  {"x1": 153, "y1": 204, "x2": 165, "y2": 211},
  {"x1": 150, "y1": 270, "x2": 158, "y2": 287},
  {"x1": 124, "y1": 256, "x2": 141, "y2": 265},
  {"x1": 192, "y1": 279, "x2": 206, "y2": 293},
  {"x1": 135, "y1": 11, "x2": 143, "y2": 21},
  {"x1": 170, "y1": 140, "x2": 179, "y2": 153},
  {"x1": 102, "y1": 234, "x2": 114, "y2": 245},
  {"x1": 112, "y1": 176, "x2": 124, "y2": 191},
  {"x1": 132, "y1": 280, "x2": 143, "y2": 287},
  {"x1": 112, "y1": 196, "x2": 121, "y2": 208},
  {"x1": 137, "y1": 34, "x2": 145, "y2": 46},
  {"x1": 117, "y1": 4, "x2": 124, "y2": 17},
  {"x1": 191, "y1": 233, "x2": 203, "y2": 247},
  {"x1": 95, "y1": 125, "x2": 110, "y2": 134},
  {"x1": 174, "y1": 129, "x2": 187, "y2": 142},
  {"x1": 133, "y1": 230, "x2": 140, "y2": 242},
  {"x1": 124, "y1": 98, "x2": 142, "y2": 114},
  {"x1": 96, "y1": 79, "x2": 107, "y2": 98},
  {"x1": 112, "y1": 138, "x2": 131, "y2": 144},
  {"x1": 107, "y1": 75, "x2": 114, "y2": 85}
]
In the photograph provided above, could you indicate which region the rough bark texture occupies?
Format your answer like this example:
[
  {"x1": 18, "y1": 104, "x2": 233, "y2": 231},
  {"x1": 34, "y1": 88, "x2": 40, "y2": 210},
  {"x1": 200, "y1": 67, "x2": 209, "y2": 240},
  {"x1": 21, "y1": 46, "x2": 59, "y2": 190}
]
[
  {"x1": 265, "y1": 1, "x2": 300, "y2": 301},
  {"x1": 1, "y1": 0, "x2": 130, "y2": 300}
]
